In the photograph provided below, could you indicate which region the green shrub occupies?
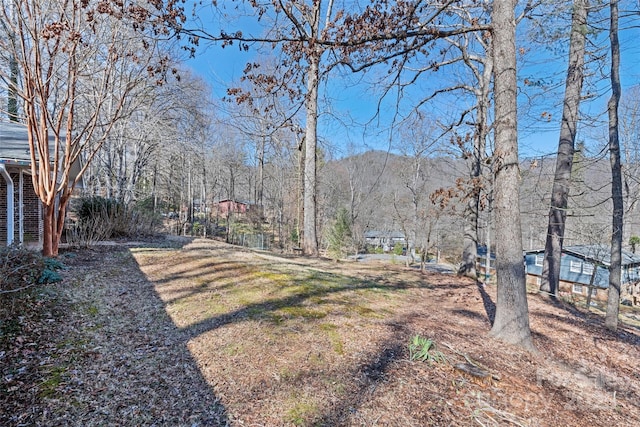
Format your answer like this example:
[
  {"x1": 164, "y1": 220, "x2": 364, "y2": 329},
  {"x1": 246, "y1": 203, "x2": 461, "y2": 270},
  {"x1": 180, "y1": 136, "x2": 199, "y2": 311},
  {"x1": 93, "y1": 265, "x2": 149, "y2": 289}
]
[
  {"x1": 76, "y1": 196, "x2": 121, "y2": 222},
  {"x1": 392, "y1": 243, "x2": 404, "y2": 256},
  {"x1": 192, "y1": 221, "x2": 204, "y2": 236},
  {"x1": 325, "y1": 208, "x2": 353, "y2": 259}
]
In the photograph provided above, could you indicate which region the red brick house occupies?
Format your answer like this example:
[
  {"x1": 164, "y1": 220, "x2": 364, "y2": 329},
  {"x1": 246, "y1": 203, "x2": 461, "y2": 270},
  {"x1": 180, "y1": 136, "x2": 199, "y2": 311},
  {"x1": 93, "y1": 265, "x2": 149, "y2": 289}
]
[
  {"x1": 0, "y1": 122, "x2": 43, "y2": 247},
  {"x1": 214, "y1": 199, "x2": 250, "y2": 216}
]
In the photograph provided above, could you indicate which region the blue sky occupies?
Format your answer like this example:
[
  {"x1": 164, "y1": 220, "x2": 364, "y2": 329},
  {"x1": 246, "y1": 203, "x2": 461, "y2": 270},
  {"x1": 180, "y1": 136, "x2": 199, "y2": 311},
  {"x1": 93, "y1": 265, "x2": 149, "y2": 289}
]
[{"x1": 183, "y1": 2, "x2": 640, "y2": 160}]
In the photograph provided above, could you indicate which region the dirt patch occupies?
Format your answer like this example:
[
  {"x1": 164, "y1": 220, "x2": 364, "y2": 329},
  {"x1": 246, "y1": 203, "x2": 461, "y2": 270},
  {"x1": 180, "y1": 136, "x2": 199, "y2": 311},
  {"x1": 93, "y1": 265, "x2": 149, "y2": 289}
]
[{"x1": 2, "y1": 237, "x2": 639, "y2": 426}]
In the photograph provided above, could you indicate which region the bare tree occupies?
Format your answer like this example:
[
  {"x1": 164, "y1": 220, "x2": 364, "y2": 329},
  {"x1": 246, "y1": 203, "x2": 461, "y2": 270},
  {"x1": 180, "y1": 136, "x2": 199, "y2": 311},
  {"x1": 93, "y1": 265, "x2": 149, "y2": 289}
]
[
  {"x1": 540, "y1": 0, "x2": 589, "y2": 297},
  {"x1": 619, "y1": 87, "x2": 640, "y2": 240},
  {"x1": 392, "y1": 116, "x2": 442, "y2": 266},
  {"x1": 0, "y1": 0, "x2": 177, "y2": 255},
  {"x1": 605, "y1": 0, "x2": 622, "y2": 331},
  {"x1": 195, "y1": 0, "x2": 339, "y2": 256},
  {"x1": 176, "y1": 1, "x2": 491, "y2": 256}
]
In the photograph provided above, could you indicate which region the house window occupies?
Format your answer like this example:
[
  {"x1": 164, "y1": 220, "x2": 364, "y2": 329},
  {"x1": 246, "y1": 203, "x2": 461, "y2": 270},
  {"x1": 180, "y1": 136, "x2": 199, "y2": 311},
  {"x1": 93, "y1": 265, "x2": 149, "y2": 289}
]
[
  {"x1": 582, "y1": 263, "x2": 594, "y2": 276},
  {"x1": 569, "y1": 260, "x2": 582, "y2": 273},
  {"x1": 535, "y1": 254, "x2": 544, "y2": 266},
  {"x1": 572, "y1": 284, "x2": 583, "y2": 294},
  {"x1": 590, "y1": 288, "x2": 597, "y2": 297}
]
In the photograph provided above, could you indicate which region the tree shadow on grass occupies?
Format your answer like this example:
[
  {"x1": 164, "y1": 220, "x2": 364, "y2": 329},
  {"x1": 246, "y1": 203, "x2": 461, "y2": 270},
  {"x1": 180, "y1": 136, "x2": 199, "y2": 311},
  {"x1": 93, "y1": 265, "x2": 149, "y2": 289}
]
[
  {"x1": 544, "y1": 294, "x2": 592, "y2": 319},
  {"x1": 178, "y1": 269, "x2": 432, "y2": 341},
  {"x1": 533, "y1": 292, "x2": 640, "y2": 344},
  {"x1": 42, "y1": 245, "x2": 232, "y2": 427},
  {"x1": 132, "y1": 241, "x2": 502, "y2": 424},
  {"x1": 451, "y1": 308, "x2": 491, "y2": 324},
  {"x1": 314, "y1": 320, "x2": 412, "y2": 425},
  {"x1": 535, "y1": 310, "x2": 640, "y2": 346}
]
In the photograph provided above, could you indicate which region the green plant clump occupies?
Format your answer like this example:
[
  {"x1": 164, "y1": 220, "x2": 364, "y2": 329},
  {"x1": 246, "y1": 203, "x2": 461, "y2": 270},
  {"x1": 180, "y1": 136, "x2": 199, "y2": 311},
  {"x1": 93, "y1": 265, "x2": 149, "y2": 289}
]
[
  {"x1": 408, "y1": 335, "x2": 447, "y2": 364},
  {"x1": 392, "y1": 243, "x2": 404, "y2": 256},
  {"x1": 325, "y1": 207, "x2": 353, "y2": 260},
  {"x1": 39, "y1": 257, "x2": 65, "y2": 284}
]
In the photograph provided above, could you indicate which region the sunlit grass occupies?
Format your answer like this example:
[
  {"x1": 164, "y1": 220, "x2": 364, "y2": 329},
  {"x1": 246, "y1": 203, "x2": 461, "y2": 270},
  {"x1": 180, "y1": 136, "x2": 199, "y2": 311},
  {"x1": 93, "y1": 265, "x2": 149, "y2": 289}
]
[
  {"x1": 139, "y1": 246, "x2": 404, "y2": 334},
  {"x1": 319, "y1": 323, "x2": 344, "y2": 355}
]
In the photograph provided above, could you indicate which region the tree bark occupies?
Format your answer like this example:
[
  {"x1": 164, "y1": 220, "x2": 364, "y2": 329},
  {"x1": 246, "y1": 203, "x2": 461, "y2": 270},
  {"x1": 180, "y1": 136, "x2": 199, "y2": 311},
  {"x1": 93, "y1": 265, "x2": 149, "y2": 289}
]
[
  {"x1": 302, "y1": 45, "x2": 320, "y2": 256},
  {"x1": 541, "y1": 0, "x2": 588, "y2": 296},
  {"x1": 41, "y1": 194, "x2": 70, "y2": 257},
  {"x1": 606, "y1": 0, "x2": 622, "y2": 331},
  {"x1": 489, "y1": 0, "x2": 534, "y2": 350},
  {"x1": 297, "y1": 136, "x2": 305, "y2": 248}
]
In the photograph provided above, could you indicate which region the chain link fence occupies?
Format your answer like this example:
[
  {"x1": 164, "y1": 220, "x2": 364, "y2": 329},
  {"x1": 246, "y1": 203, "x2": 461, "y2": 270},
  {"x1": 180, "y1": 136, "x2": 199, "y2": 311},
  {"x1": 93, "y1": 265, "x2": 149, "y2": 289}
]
[{"x1": 228, "y1": 232, "x2": 271, "y2": 250}]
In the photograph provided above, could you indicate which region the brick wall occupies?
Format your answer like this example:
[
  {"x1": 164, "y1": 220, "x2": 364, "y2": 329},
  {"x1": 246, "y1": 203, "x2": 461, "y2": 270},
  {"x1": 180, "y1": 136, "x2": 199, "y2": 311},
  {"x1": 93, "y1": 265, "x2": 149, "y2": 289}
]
[{"x1": 22, "y1": 174, "x2": 42, "y2": 244}]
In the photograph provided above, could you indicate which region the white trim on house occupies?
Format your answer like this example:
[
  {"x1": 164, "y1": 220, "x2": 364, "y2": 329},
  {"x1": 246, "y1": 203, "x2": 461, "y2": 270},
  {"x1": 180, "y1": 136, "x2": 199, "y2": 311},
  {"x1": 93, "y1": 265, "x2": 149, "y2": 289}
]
[
  {"x1": 569, "y1": 260, "x2": 582, "y2": 273},
  {"x1": 583, "y1": 263, "x2": 594, "y2": 276},
  {"x1": 0, "y1": 164, "x2": 14, "y2": 245}
]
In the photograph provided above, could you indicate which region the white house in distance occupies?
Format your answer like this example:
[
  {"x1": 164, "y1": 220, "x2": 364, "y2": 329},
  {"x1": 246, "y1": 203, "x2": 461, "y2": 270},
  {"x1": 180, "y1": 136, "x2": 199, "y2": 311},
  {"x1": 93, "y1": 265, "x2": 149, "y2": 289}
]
[{"x1": 364, "y1": 230, "x2": 406, "y2": 251}]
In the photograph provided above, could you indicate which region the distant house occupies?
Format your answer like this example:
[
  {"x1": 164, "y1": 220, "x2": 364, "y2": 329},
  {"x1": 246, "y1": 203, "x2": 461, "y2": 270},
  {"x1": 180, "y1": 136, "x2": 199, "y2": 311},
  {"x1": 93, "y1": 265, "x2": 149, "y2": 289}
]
[
  {"x1": 214, "y1": 199, "x2": 250, "y2": 216},
  {"x1": 524, "y1": 245, "x2": 640, "y2": 303},
  {"x1": 364, "y1": 230, "x2": 406, "y2": 249}
]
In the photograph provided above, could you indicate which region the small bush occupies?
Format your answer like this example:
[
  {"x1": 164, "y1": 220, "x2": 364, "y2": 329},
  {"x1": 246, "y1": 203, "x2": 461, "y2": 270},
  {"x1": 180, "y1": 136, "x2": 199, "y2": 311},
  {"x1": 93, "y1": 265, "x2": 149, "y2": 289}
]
[
  {"x1": 325, "y1": 208, "x2": 353, "y2": 260},
  {"x1": 392, "y1": 243, "x2": 404, "y2": 256},
  {"x1": 76, "y1": 196, "x2": 121, "y2": 222},
  {"x1": 67, "y1": 196, "x2": 161, "y2": 247},
  {"x1": 192, "y1": 221, "x2": 204, "y2": 236}
]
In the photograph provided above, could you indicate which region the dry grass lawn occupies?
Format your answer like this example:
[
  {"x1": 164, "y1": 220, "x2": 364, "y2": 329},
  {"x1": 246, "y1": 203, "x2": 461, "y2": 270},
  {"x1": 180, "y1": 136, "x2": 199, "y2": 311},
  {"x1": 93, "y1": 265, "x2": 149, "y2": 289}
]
[{"x1": 1, "y1": 237, "x2": 639, "y2": 426}]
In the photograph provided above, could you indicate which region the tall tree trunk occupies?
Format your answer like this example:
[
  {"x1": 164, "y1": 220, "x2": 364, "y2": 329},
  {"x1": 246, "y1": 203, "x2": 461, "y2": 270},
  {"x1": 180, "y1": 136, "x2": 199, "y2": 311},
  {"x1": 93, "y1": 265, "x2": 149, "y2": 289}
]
[
  {"x1": 257, "y1": 135, "x2": 265, "y2": 207},
  {"x1": 297, "y1": 136, "x2": 305, "y2": 248},
  {"x1": 42, "y1": 194, "x2": 69, "y2": 257},
  {"x1": 42, "y1": 204, "x2": 55, "y2": 257},
  {"x1": 460, "y1": 188, "x2": 479, "y2": 276},
  {"x1": 489, "y1": 0, "x2": 534, "y2": 350},
  {"x1": 606, "y1": 0, "x2": 622, "y2": 331},
  {"x1": 302, "y1": 49, "x2": 320, "y2": 256},
  {"x1": 541, "y1": 0, "x2": 588, "y2": 296}
]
